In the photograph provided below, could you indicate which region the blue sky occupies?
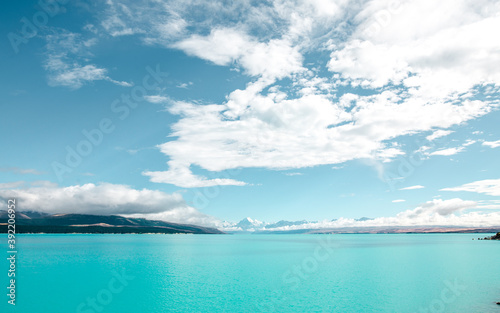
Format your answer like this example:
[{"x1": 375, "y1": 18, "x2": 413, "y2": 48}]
[{"x1": 1, "y1": 0, "x2": 500, "y2": 229}]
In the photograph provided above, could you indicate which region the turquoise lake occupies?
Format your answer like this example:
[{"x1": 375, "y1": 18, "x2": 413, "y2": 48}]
[{"x1": 1, "y1": 233, "x2": 499, "y2": 312}]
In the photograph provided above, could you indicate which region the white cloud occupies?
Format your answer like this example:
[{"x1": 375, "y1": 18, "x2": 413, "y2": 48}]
[
  {"x1": 145, "y1": 87, "x2": 491, "y2": 187},
  {"x1": 264, "y1": 199, "x2": 499, "y2": 230},
  {"x1": 44, "y1": 30, "x2": 131, "y2": 89},
  {"x1": 174, "y1": 29, "x2": 304, "y2": 79},
  {"x1": 392, "y1": 199, "x2": 405, "y2": 203},
  {"x1": 121, "y1": 207, "x2": 221, "y2": 228},
  {"x1": 463, "y1": 139, "x2": 476, "y2": 147},
  {"x1": 0, "y1": 182, "x2": 220, "y2": 226},
  {"x1": 143, "y1": 1, "x2": 498, "y2": 187},
  {"x1": 48, "y1": 64, "x2": 108, "y2": 89},
  {"x1": 144, "y1": 161, "x2": 246, "y2": 188},
  {"x1": 100, "y1": 1, "x2": 143, "y2": 37},
  {"x1": 144, "y1": 95, "x2": 170, "y2": 104},
  {"x1": 329, "y1": 0, "x2": 500, "y2": 97},
  {"x1": 429, "y1": 147, "x2": 465, "y2": 156},
  {"x1": 0, "y1": 181, "x2": 26, "y2": 189},
  {"x1": 483, "y1": 140, "x2": 500, "y2": 148},
  {"x1": 176, "y1": 82, "x2": 193, "y2": 89},
  {"x1": 399, "y1": 185, "x2": 425, "y2": 190},
  {"x1": 173, "y1": 28, "x2": 251, "y2": 66},
  {"x1": 0, "y1": 167, "x2": 43, "y2": 175},
  {"x1": 399, "y1": 198, "x2": 476, "y2": 217},
  {"x1": 284, "y1": 172, "x2": 303, "y2": 176},
  {"x1": 107, "y1": 78, "x2": 133, "y2": 87},
  {"x1": 426, "y1": 139, "x2": 477, "y2": 156},
  {"x1": 441, "y1": 179, "x2": 500, "y2": 196},
  {"x1": 239, "y1": 39, "x2": 304, "y2": 79},
  {"x1": 88, "y1": 0, "x2": 500, "y2": 188},
  {"x1": 426, "y1": 130, "x2": 454, "y2": 141}
]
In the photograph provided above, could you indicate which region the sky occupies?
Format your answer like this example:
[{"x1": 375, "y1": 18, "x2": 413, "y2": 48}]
[{"x1": 0, "y1": 0, "x2": 499, "y2": 230}]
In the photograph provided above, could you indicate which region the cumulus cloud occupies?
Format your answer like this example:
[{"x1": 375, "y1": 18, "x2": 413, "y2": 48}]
[
  {"x1": 426, "y1": 130, "x2": 454, "y2": 141},
  {"x1": 483, "y1": 140, "x2": 500, "y2": 148},
  {"x1": 144, "y1": 86, "x2": 491, "y2": 187},
  {"x1": 0, "y1": 182, "x2": 220, "y2": 226},
  {"x1": 122, "y1": 208, "x2": 222, "y2": 229},
  {"x1": 441, "y1": 179, "x2": 500, "y2": 196},
  {"x1": 83, "y1": 0, "x2": 500, "y2": 188},
  {"x1": 173, "y1": 28, "x2": 251, "y2": 66},
  {"x1": 263, "y1": 199, "x2": 499, "y2": 231},
  {"x1": 399, "y1": 198, "x2": 477, "y2": 218},
  {"x1": 174, "y1": 29, "x2": 304, "y2": 79},
  {"x1": 330, "y1": 0, "x2": 500, "y2": 96},
  {"x1": 140, "y1": 1, "x2": 497, "y2": 187}
]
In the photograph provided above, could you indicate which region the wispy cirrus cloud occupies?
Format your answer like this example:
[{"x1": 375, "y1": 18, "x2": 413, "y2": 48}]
[
  {"x1": 0, "y1": 181, "x2": 26, "y2": 189},
  {"x1": 429, "y1": 147, "x2": 465, "y2": 156},
  {"x1": 0, "y1": 167, "x2": 43, "y2": 175},
  {"x1": 399, "y1": 185, "x2": 425, "y2": 190},
  {"x1": 44, "y1": 30, "x2": 132, "y2": 89},
  {"x1": 427, "y1": 139, "x2": 477, "y2": 156},
  {"x1": 441, "y1": 179, "x2": 500, "y2": 197}
]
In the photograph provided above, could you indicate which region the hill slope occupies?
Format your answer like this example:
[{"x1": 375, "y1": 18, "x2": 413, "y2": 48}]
[{"x1": 0, "y1": 211, "x2": 223, "y2": 234}]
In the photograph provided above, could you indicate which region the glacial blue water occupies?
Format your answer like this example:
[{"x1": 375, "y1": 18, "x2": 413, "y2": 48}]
[{"x1": 1, "y1": 233, "x2": 499, "y2": 312}]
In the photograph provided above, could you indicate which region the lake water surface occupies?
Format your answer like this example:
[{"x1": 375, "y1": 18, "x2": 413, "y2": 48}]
[{"x1": 1, "y1": 233, "x2": 499, "y2": 312}]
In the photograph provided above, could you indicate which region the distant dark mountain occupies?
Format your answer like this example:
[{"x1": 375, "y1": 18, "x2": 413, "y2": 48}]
[
  {"x1": 0, "y1": 211, "x2": 223, "y2": 234},
  {"x1": 0, "y1": 210, "x2": 50, "y2": 220},
  {"x1": 355, "y1": 217, "x2": 374, "y2": 222}
]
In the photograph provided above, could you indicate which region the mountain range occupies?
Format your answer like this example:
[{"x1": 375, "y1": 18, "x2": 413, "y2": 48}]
[
  {"x1": 222, "y1": 217, "x2": 500, "y2": 234},
  {"x1": 0, "y1": 211, "x2": 223, "y2": 234},
  {"x1": 2, "y1": 212, "x2": 498, "y2": 235}
]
